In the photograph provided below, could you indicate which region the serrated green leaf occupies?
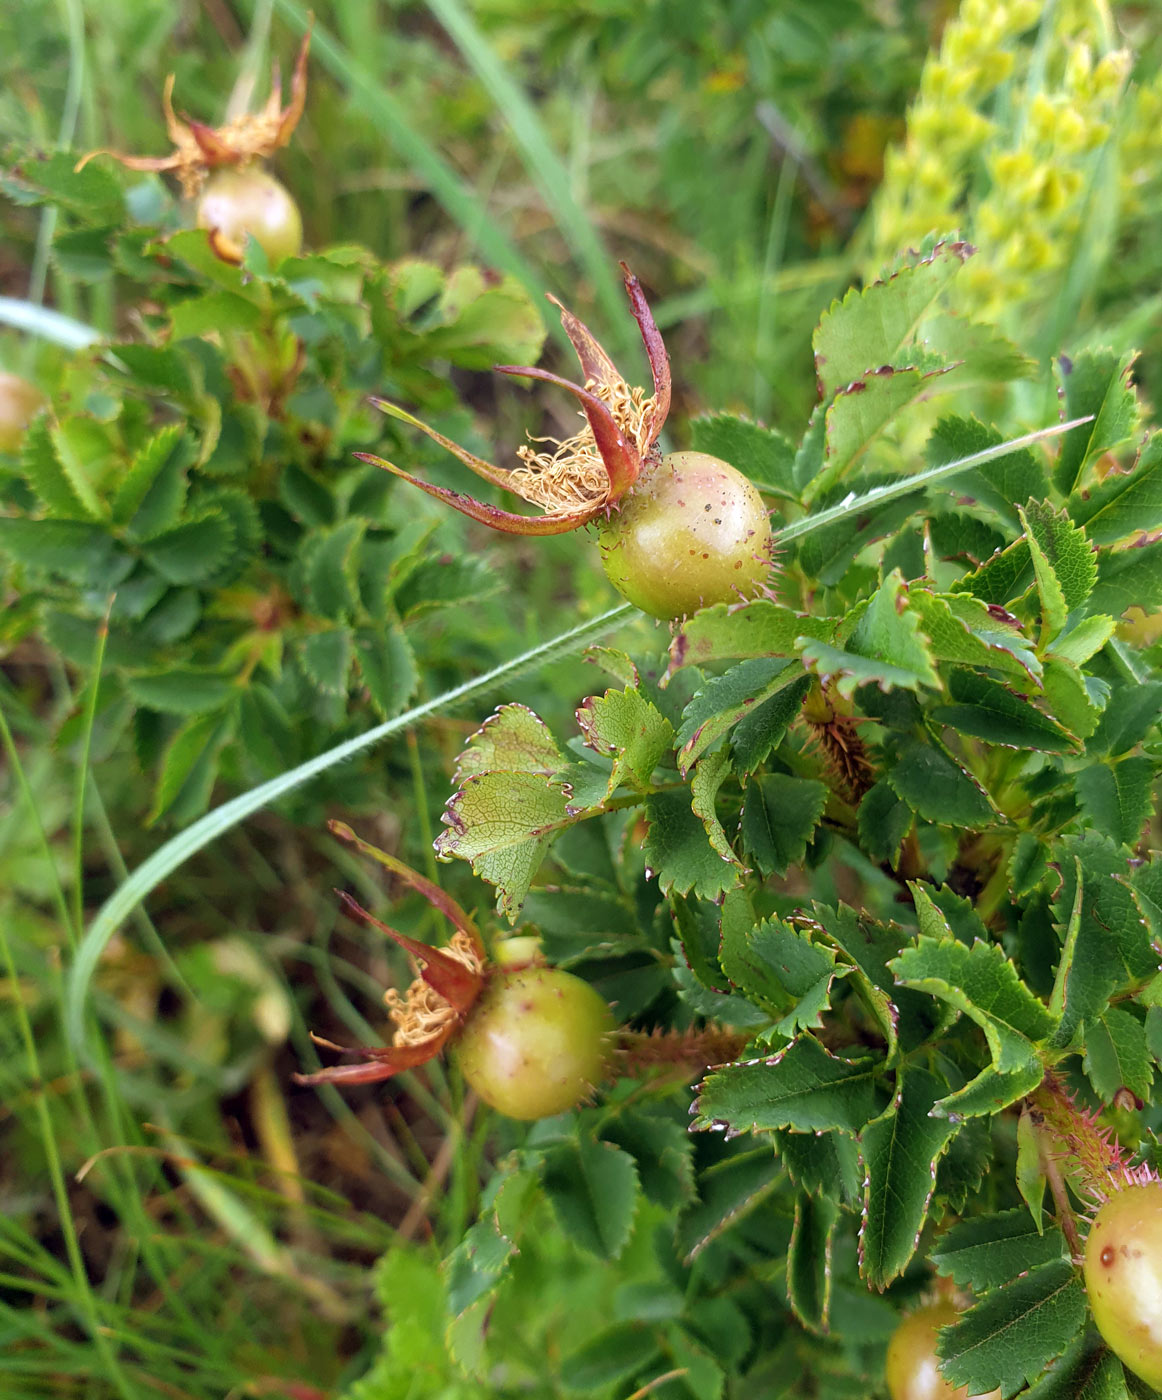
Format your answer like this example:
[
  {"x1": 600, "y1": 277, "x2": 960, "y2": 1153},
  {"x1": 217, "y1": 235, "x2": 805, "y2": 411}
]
[
  {"x1": 353, "y1": 626, "x2": 418, "y2": 720},
  {"x1": 1043, "y1": 657, "x2": 1106, "y2": 740},
  {"x1": 3, "y1": 150, "x2": 125, "y2": 222},
  {"x1": 932, "y1": 669, "x2": 1077, "y2": 752},
  {"x1": 887, "y1": 741, "x2": 998, "y2": 828},
  {"x1": 1072, "y1": 434, "x2": 1162, "y2": 545},
  {"x1": 392, "y1": 553, "x2": 497, "y2": 618},
  {"x1": 601, "y1": 1109, "x2": 695, "y2": 1210},
  {"x1": 112, "y1": 424, "x2": 189, "y2": 530},
  {"x1": 301, "y1": 627, "x2": 354, "y2": 695},
  {"x1": 787, "y1": 1190, "x2": 840, "y2": 1333},
  {"x1": 911, "y1": 589, "x2": 1041, "y2": 682},
  {"x1": 689, "y1": 413, "x2": 796, "y2": 496},
  {"x1": 126, "y1": 670, "x2": 236, "y2": 715},
  {"x1": 859, "y1": 1066, "x2": 958, "y2": 1290},
  {"x1": 691, "y1": 1036, "x2": 879, "y2": 1136},
  {"x1": 169, "y1": 290, "x2": 266, "y2": 340},
  {"x1": 1051, "y1": 834, "x2": 1158, "y2": 1047},
  {"x1": 1076, "y1": 758, "x2": 1154, "y2": 848},
  {"x1": 817, "y1": 367, "x2": 950, "y2": 491},
  {"x1": 279, "y1": 461, "x2": 335, "y2": 527},
  {"x1": 893, "y1": 898, "x2": 1056, "y2": 1067},
  {"x1": 677, "y1": 658, "x2": 798, "y2": 773},
  {"x1": 740, "y1": 774, "x2": 829, "y2": 878},
  {"x1": 1085, "y1": 1006, "x2": 1154, "y2": 1103},
  {"x1": 731, "y1": 674, "x2": 812, "y2": 775},
  {"x1": 306, "y1": 518, "x2": 364, "y2": 619},
  {"x1": 934, "y1": 1060, "x2": 1045, "y2": 1120},
  {"x1": 0, "y1": 516, "x2": 119, "y2": 584},
  {"x1": 643, "y1": 789, "x2": 739, "y2": 901},
  {"x1": 576, "y1": 686, "x2": 674, "y2": 795},
  {"x1": 1024, "y1": 1340, "x2": 1132, "y2": 1399},
  {"x1": 690, "y1": 749, "x2": 742, "y2": 874},
  {"x1": 675, "y1": 1147, "x2": 783, "y2": 1264},
  {"x1": 1010, "y1": 832, "x2": 1051, "y2": 899},
  {"x1": 541, "y1": 1136, "x2": 639, "y2": 1260},
  {"x1": 1087, "y1": 681, "x2": 1162, "y2": 756},
  {"x1": 857, "y1": 781, "x2": 913, "y2": 866},
  {"x1": 795, "y1": 473, "x2": 917, "y2": 585},
  {"x1": 237, "y1": 686, "x2": 298, "y2": 778},
  {"x1": 149, "y1": 709, "x2": 233, "y2": 825},
  {"x1": 1054, "y1": 349, "x2": 1138, "y2": 496},
  {"x1": 774, "y1": 1127, "x2": 862, "y2": 1204},
  {"x1": 443, "y1": 1215, "x2": 515, "y2": 1317},
  {"x1": 669, "y1": 599, "x2": 832, "y2": 671},
  {"x1": 1021, "y1": 500, "x2": 1097, "y2": 634},
  {"x1": 960, "y1": 536, "x2": 1035, "y2": 606},
  {"x1": 930, "y1": 1209, "x2": 1067, "y2": 1291},
  {"x1": 19, "y1": 415, "x2": 99, "y2": 520},
  {"x1": 435, "y1": 770, "x2": 571, "y2": 920},
  {"x1": 937, "y1": 1258, "x2": 1087, "y2": 1396},
  {"x1": 1047, "y1": 613, "x2": 1117, "y2": 666},
  {"x1": 1017, "y1": 1107, "x2": 1047, "y2": 1232},
  {"x1": 453, "y1": 703, "x2": 562, "y2": 782},
  {"x1": 142, "y1": 510, "x2": 235, "y2": 585},
  {"x1": 928, "y1": 511, "x2": 1006, "y2": 566},
  {"x1": 719, "y1": 916, "x2": 838, "y2": 1034},
  {"x1": 814, "y1": 240, "x2": 970, "y2": 399},
  {"x1": 1089, "y1": 541, "x2": 1162, "y2": 619},
  {"x1": 930, "y1": 416, "x2": 1048, "y2": 529}
]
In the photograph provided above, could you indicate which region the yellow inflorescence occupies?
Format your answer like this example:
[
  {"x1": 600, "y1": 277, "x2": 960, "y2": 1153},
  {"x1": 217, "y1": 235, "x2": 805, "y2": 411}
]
[
  {"x1": 508, "y1": 377, "x2": 656, "y2": 516},
  {"x1": 868, "y1": 0, "x2": 1142, "y2": 326}
]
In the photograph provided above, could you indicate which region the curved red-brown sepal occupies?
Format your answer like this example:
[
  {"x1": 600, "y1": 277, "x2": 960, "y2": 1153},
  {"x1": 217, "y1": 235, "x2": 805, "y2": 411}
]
[
  {"x1": 293, "y1": 1025, "x2": 457, "y2": 1086},
  {"x1": 369, "y1": 398, "x2": 519, "y2": 492},
  {"x1": 546, "y1": 293, "x2": 621, "y2": 392},
  {"x1": 620, "y1": 263, "x2": 670, "y2": 448},
  {"x1": 277, "y1": 27, "x2": 313, "y2": 148},
  {"x1": 494, "y1": 364, "x2": 641, "y2": 501},
  {"x1": 337, "y1": 892, "x2": 483, "y2": 1012},
  {"x1": 327, "y1": 820, "x2": 484, "y2": 956},
  {"x1": 352, "y1": 452, "x2": 598, "y2": 534}
]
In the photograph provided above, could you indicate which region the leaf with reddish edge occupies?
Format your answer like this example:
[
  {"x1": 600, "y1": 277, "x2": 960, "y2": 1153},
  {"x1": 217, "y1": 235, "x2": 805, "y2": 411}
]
[
  {"x1": 352, "y1": 451, "x2": 599, "y2": 535},
  {"x1": 620, "y1": 261, "x2": 670, "y2": 443},
  {"x1": 328, "y1": 820, "x2": 484, "y2": 955},
  {"x1": 293, "y1": 1027, "x2": 457, "y2": 1087},
  {"x1": 494, "y1": 364, "x2": 641, "y2": 501},
  {"x1": 336, "y1": 891, "x2": 483, "y2": 1011}
]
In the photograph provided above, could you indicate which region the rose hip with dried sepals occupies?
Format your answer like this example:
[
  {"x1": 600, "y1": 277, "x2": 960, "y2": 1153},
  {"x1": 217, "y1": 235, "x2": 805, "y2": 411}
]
[{"x1": 356, "y1": 265, "x2": 774, "y2": 620}]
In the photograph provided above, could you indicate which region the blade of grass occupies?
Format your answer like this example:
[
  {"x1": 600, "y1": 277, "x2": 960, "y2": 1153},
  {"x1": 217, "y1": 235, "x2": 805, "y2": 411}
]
[
  {"x1": 422, "y1": 0, "x2": 628, "y2": 348},
  {"x1": 67, "y1": 603, "x2": 633, "y2": 1055}
]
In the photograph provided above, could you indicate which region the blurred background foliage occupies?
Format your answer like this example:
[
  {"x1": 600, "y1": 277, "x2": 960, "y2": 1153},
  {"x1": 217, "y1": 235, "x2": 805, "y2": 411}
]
[{"x1": 2, "y1": 0, "x2": 1162, "y2": 1396}]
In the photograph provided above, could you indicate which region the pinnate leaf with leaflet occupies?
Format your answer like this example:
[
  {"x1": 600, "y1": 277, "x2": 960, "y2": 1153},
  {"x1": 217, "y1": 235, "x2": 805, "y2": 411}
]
[
  {"x1": 929, "y1": 415, "x2": 1047, "y2": 527},
  {"x1": 691, "y1": 1035, "x2": 879, "y2": 1136},
  {"x1": 668, "y1": 599, "x2": 832, "y2": 673},
  {"x1": 1050, "y1": 832, "x2": 1158, "y2": 1047},
  {"x1": 354, "y1": 625, "x2": 418, "y2": 719},
  {"x1": 775, "y1": 1126, "x2": 862, "y2": 1204},
  {"x1": 815, "y1": 366, "x2": 955, "y2": 495},
  {"x1": 1023, "y1": 1340, "x2": 1133, "y2": 1399},
  {"x1": 857, "y1": 780, "x2": 913, "y2": 866},
  {"x1": 801, "y1": 570, "x2": 939, "y2": 699},
  {"x1": 909, "y1": 588, "x2": 1040, "y2": 683},
  {"x1": 937, "y1": 1258, "x2": 1087, "y2": 1398},
  {"x1": 1084, "y1": 1005, "x2": 1154, "y2": 1103},
  {"x1": 1076, "y1": 757, "x2": 1154, "y2": 848},
  {"x1": 690, "y1": 749, "x2": 741, "y2": 872},
  {"x1": 1020, "y1": 500, "x2": 1097, "y2": 636},
  {"x1": 675, "y1": 1146, "x2": 783, "y2": 1265},
  {"x1": 1087, "y1": 539, "x2": 1162, "y2": 618},
  {"x1": 1086, "y1": 680, "x2": 1162, "y2": 756},
  {"x1": 931, "y1": 1209, "x2": 1068, "y2": 1292},
  {"x1": 0, "y1": 517, "x2": 121, "y2": 584},
  {"x1": 858, "y1": 1065, "x2": 958, "y2": 1290},
  {"x1": 575, "y1": 685, "x2": 674, "y2": 795},
  {"x1": 731, "y1": 673, "x2": 812, "y2": 775},
  {"x1": 21, "y1": 415, "x2": 100, "y2": 520},
  {"x1": 1053, "y1": 348, "x2": 1139, "y2": 496}
]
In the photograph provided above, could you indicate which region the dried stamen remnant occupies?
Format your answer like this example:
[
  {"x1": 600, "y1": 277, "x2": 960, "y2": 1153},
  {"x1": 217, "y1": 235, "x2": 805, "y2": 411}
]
[{"x1": 385, "y1": 930, "x2": 484, "y2": 1048}]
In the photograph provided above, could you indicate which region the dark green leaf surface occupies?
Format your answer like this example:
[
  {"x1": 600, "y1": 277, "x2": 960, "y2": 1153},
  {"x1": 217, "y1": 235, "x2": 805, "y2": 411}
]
[
  {"x1": 1053, "y1": 349, "x2": 1139, "y2": 496},
  {"x1": 740, "y1": 774, "x2": 829, "y2": 877},
  {"x1": 937, "y1": 1258, "x2": 1087, "y2": 1396},
  {"x1": 787, "y1": 1190, "x2": 840, "y2": 1333},
  {"x1": 644, "y1": 789, "x2": 741, "y2": 900},
  {"x1": 1072, "y1": 433, "x2": 1162, "y2": 545},
  {"x1": 692, "y1": 1036, "x2": 879, "y2": 1136},
  {"x1": 887, "y1": 741, "x2": 998, "y2": 828},
  {"x1": 541, "y1": 1136, "x2": 640, "y2": 1260},
  {"x1": 859, "y1": 1066, "x2": 957, "y2": 1289},
  {"x1": 930, "y1": 1209, "x2": 1067, "y2": 1292},
  {"x1": 1084, "y1": 1006, "x2": 1154, "y2": 1102},
  {"x1": 690, "y1": 412, "x2": 797, "y2": 495}
]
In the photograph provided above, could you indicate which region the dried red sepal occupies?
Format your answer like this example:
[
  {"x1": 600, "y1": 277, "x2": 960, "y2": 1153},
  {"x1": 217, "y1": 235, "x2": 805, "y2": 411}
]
[
  {"x1": 292, "y1": 1025, "x2": 458, "y2": 1087},
  {"x1": 335, "y1": 891, "x2": 482, "y2": 1011},
  {"x1": 363, "y1": 264, "x2": 672, "y2": 532}
]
